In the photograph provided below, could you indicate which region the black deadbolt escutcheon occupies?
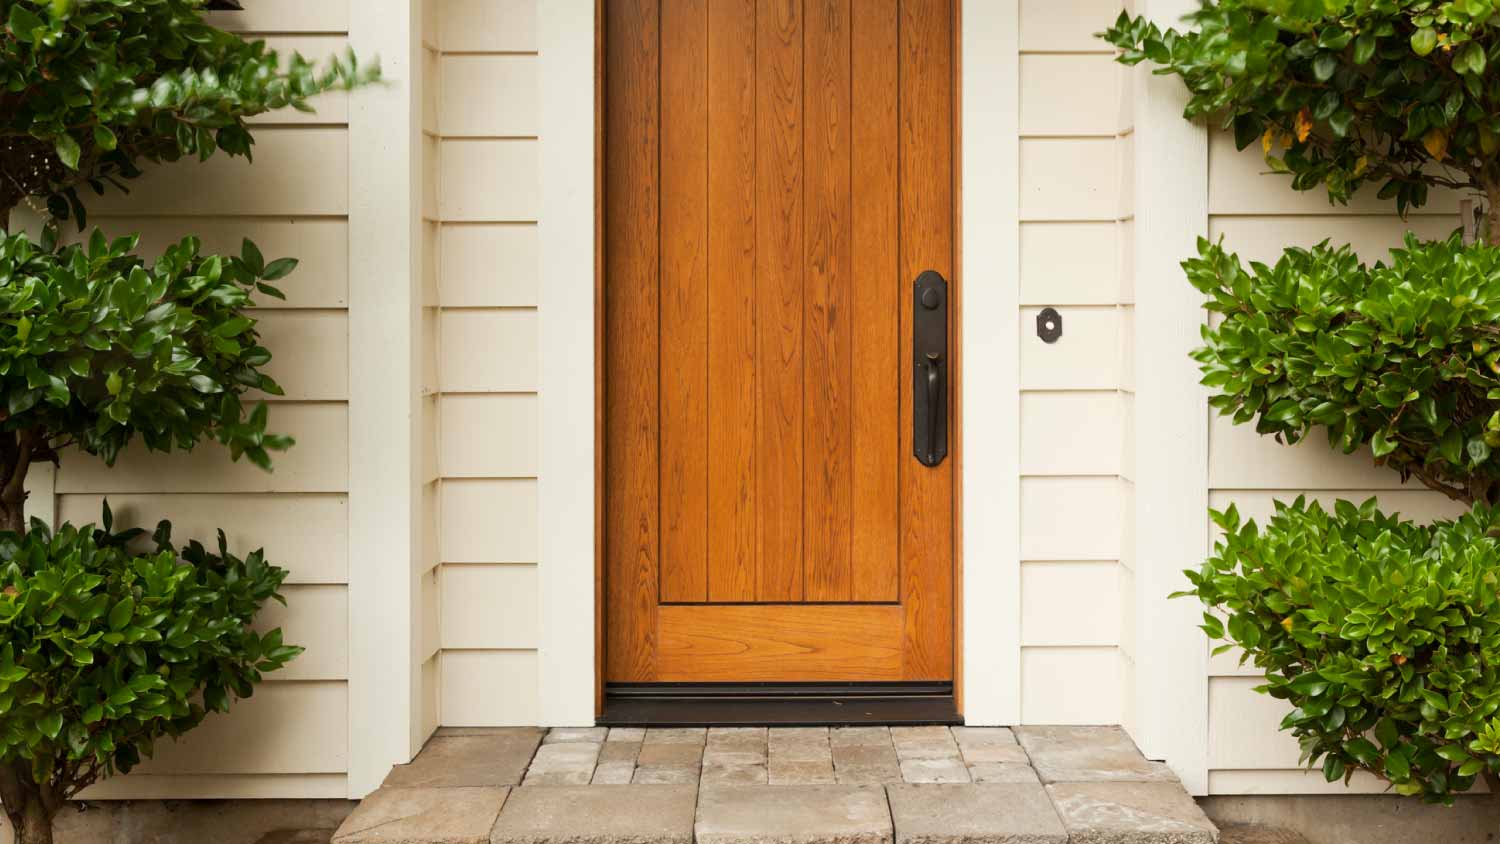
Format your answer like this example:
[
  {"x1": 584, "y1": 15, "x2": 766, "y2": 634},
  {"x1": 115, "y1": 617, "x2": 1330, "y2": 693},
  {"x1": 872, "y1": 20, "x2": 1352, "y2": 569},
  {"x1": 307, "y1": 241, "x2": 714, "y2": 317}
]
[
  {"x1": 913, "y1": 270, "x2": 948, "y2": 468},
  {"x1": 1037, "y1": 307, "x2": 1063, "y2": 344}
]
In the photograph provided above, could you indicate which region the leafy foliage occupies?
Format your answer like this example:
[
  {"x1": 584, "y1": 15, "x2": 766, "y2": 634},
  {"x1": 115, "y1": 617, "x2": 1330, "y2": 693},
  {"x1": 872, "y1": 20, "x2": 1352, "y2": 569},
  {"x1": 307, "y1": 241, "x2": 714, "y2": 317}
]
[
  {"x1": 0, "y1": 227, "x2": 294, "y2": 470},
  {"x1": 1188, "y1": 497, "x2": 1500, "y2": 802},
  {"x1": 0, "y1": 506, "x2": 299, "y2": 799},
  {"x1": 0, "y1": 0, "x2": 378, "y2": 226},
  {"x1": 1189, "y1": 231, "x2": 1500, "y2": 505},
  {"x1": 1102, "y1": 0, "x2": 1500, "y2": 220}
]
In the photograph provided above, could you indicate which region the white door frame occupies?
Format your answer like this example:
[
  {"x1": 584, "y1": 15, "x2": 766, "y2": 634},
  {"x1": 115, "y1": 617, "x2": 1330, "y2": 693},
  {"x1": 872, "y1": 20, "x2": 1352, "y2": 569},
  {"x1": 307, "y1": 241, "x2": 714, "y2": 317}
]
[{"x1": 535, "y1": 0, "x2": 1022, "y2": 726}]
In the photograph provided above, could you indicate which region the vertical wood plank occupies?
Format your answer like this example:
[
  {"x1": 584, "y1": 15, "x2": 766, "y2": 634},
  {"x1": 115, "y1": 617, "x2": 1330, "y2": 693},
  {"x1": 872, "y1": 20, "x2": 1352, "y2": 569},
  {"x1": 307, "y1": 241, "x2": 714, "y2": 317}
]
[
  {"x1": 755, "y1": 0, "x2": 805, "y2": 601},
  {"x1": 803, "y1": 0, "x2": 854, "y2": 602},
  {"x1": 849, "y1": 0, "x2": 901, "y2": 602},
  {"x1": 604, "y1": 0, "x2": 661, "y2": 680},
  {"x1": 706, "y1": 0, "x2": 759, "y2": 602},
  {"x1": 898, "y1": 0, "x2": 954, "y2": 679},
  {"x1": 660, "y1": 0, "x2": 710, "y2": 602}
]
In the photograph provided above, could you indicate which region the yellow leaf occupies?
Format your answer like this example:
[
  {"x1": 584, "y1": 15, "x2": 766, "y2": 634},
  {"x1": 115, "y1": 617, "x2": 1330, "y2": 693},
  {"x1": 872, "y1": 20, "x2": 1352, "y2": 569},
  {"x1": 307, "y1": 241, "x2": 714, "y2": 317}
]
[
  {"x1": 1353, "y1": 155, "x2": 1369, "y2": 177},
  {"x1": 1423, "y1": 128, "x2": 1449, "y2": 161},
  {"x1": 1262, "y1": 128, "x2": 1275, "y2": 154},
  {"x1": 1295, "y1": 109, "x2": 1313, "y2": 143}
]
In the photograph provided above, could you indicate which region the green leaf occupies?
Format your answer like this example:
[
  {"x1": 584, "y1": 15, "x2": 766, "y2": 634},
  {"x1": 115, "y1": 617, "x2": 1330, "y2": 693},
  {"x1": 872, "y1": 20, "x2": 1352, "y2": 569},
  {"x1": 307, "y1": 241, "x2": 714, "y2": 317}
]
[
  {"x1": 54, "y1": 133, "x2": 81, "y2": 171},
  {"x1": 108, "y1": 596, "x2": 135, "y2": 631},
  {"x1": 261, "y1": 258, "x2": 298, "y2": 281},
  {"x1": 1412, "y1": 27, "x2": 1438, "y2": 56},
  {"x1": 6, "y1": 5, "x2": 44, "y2": 43}
]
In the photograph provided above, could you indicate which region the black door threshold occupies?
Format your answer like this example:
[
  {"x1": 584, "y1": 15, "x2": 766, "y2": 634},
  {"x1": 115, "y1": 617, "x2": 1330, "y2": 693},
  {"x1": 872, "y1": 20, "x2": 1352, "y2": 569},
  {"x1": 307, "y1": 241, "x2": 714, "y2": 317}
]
[{"x1": 598, "y1": 683, "x2": 962, "y2": 727}]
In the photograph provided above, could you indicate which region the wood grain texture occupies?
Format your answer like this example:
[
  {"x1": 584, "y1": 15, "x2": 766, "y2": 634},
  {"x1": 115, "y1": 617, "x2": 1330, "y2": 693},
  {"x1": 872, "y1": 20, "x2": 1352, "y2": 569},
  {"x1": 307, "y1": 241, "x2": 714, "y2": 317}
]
[
  {"x1": 897, "y1": 0, "x2": 955, "y2": 680},
  {"x1": 803, "y1": 0, "x2": 855, "y2": 602},
  {"x1": 604, "y1": 0, "x2": 661, "y2": 682},
  {"x1": 850, "y1": 0, "x2": 901, "y2": 603},
  {"x1": 660, "y1": 0, "x2": 711, "y2": 602},
  {"x1": 755, "y1": 0, "x2": 805, "y2": 602},
  {"x1": 706, "y1": 0, "x2": 759, "y2": 603},
  {"x1": 658, "y1": 605, "x2": 903, "y2": 681}
]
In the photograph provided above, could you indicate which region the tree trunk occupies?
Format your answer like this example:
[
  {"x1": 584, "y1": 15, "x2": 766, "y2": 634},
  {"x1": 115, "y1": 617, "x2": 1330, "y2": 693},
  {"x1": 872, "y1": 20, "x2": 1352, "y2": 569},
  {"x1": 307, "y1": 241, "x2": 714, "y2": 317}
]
[
  {"x1": 4, "y1": 801, "x2": 54, "y2": 844},
  {"x1": 0, "y1": 764, "x2": 55, "y2": 844}
]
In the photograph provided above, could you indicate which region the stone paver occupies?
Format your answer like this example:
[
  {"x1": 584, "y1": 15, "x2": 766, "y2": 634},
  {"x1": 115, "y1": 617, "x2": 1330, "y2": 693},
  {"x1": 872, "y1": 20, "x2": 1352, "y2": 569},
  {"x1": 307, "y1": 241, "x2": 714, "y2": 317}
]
[
  {"x1": 696, "y1": 785, "x2": 894, "y2": 844},
  {"x1": 543, "y1": 727, "x2": 607, "y2": 744},
  {"x1": 334, "y1": 786, "x2": 509, "y2": 844},
  {"x1": 1015, "y1": 727, "x2": 1177, "y2": 784},
  {"x1": 702, "y1": 761, "x2": 769, "y2": 785},
  {"x1": 1047, "y1": 782, "x2": 1217, "y2": 844},
  {"x1": 833, "y1": 744, "x2": 902, "y2": 785},
  {"x1": 831, "y1": 726, "x2": 892, "y2": 748},
  {"x1": 522, "y1": 741, "x2": 601, "y2": 786},
  {"x1": 887, "y1": 783, "x2": 1068, "y2": 844},
  {"x1": 966, "y1": 762, "x2": 1039, "y2": 784},
  {"x1": 607, "y1": 727, "x2": 646, "y2": 743},
  {"x1": 899, "y1": 757, "x2": 971, "y2": 784},
  {"x1": 385, "y1": 731, "x2": 543, "y2": 788},
  {"x1": 768, "y1": 758, "x2": 836, "y2": 785},
  {"x1": 891, "y1": 727, "x2": 964, "y2": 762},
  {"x1": 633, "y1": 741, "x2": 702, "y2": 784},
  {"x1": 491, "y1": 785, "x2": 697, "y2": 844},
  {"x1": 708, "y1": 727, "x2": 769, "y2": 747},
  {"x1": 644, "y1": 727, "x2": 707, "y2": 745}
]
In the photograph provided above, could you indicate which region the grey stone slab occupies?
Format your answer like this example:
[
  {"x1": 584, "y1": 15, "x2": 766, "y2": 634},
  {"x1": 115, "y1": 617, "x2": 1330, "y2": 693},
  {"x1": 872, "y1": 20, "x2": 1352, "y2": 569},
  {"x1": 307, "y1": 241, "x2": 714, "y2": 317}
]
[
  {"x1": 768, "y1": 759, "x2": 836, "y2": 785},
  {"x1": 956, "y1": 743, "x2": 1029, "y2": 765},
  {"x1": 590, "y1": 760, "x2": 637, "y2": 785},
  {"x1": 1047, "y1": 782, "x2": 1218, "y2": 844},
  {"x1": 695, "y1": 785, "x2": 894, "y2": 844},
  {"x1": 899, "y1": 758, "x2": 971, "y2": 785},
  {"x1": 769, "y1": 728, "x2": 833, "y2": 764},
  {"x1": 644, "y1": 727, "x2": 707, "y2": 745},
  {"x1": 769, "y1": 727, "x2": 830, "y2": 745},
  {"x1": 950, "y1": 728, "x2": 1016, "y2": 747},
  {"x1": 887, "y1": 783, "x2": 1067, "y2": 844},
  {"x1": 607, "y1": 727, "x2": 646, "y2": 743},
  {"x1": 522, "y1": 742, "x2": 601, "y2": 786},
  {"x1": 543, "y1": 727, "x2": 608, "y2": 744},
  {"x1": 831, "y1": 727, "x2": 893, "y2": 748},
  {"x1": 890, "y1": 728, "x2": 961, "y2": 762},
  {"x1": 704, "y1": 749, "x2": 769, "y2": 767},
  {"x1": 967, "y1": 762, "x2": 1040, "y2": 784},
  {"x1": 335, "y1": 786, "x2": 509, "y2": 844},
  {"x1": 491, "y1": 785, "x2": 697, "y2": 844},
  {"x1": 709, "y1": 727, "x2": 769, "y2": 748},
  {"x1": 385, "y1": 732, "x2": 543, "y2": 788},
  {"x1": 1014, "y1": 727, "x2": 1177, "y2": 784},
  {"x1": 703, "y1": 762, "x2": 769, "y2": 786}
]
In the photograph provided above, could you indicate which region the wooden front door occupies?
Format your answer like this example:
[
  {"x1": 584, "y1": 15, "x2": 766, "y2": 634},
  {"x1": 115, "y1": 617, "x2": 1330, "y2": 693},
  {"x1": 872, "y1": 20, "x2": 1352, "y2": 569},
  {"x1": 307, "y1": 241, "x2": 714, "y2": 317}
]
[{"x1": 603, "y1": 0, "x2": 956, "y2": 684}]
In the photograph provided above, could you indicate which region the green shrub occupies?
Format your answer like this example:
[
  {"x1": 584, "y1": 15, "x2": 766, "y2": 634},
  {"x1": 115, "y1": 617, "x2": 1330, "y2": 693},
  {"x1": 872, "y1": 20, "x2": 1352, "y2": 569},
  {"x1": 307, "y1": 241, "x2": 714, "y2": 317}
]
[
  {"x1": 0, "y1": 507, "x2": 298, "y2": 831},
  {"x1": 1189, "y1": 231, "x2": 1500, "y2": 507},
  {"x1": 1190, "y1": 497, "x2": 1500, "y2": 801}
]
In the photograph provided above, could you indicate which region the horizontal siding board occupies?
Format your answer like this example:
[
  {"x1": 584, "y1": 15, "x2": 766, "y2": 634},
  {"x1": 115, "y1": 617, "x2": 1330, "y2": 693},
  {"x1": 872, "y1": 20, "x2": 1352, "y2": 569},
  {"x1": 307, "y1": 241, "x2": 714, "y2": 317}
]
[
  {"x1": 56, "y1": 494, "x2": 348, "y2": 584},
  {"x1": 441, "y1": 55, "x2": 537, "y2": 137},
  {"x1": 1020, "y1": 392, "x2": 1121, "y2": 475},
  {"x1": 440, "y1": 564, "x2": 539, "y2": 649},
  {"x1": 88, "y1": 218, "x2": 349, "y2": 309},
  {"x1": 255, "y1": 310, "x2": 349, "y2": 401},
  {"x1": 440, "y1": 0, "x2": 537, "y2": 53},
  {"x1": 440, "y1": 394, "x2": 538, "y2": 477},
  {"x1": 1208, "y1": 676, "x2": 1303, "y2": 769},
  {"x1": 128, "y1": 681, "x2": 347, "y2": 774},
  {"x1": 1021, "y1": 477, "x2": 1121, "y2": 560},
  {"x1": 1208, "y1": 214, "x2": 1460, "y2": 267},
  {"x1": 1019, "y1": 222, "x2": 1119, "y2": 305},
  {"x1": 1020, "y1": 139, "x2": 1118, "y2": 221},
  {"x1": 254, "y1": 585, "x2": 348, "y2": 681},
  {"x1": 441, "y1": 479, "x2": 537, "y2": 563},
  {"x1": 56, "y1": 403, "x2": 348, "y2": 494},
  {"x1": 441, "y1": 650, "x2": 538, "y2": 726},
  {"x1": 1019, "y1": 0, "x2": 1121, "y2": 52},
  {"x1": 1021, "y1": 647, "x2": 1122, "y2": 724},
  {"x1": 204, "y1": 3, "x2": 350, "y2": 33},
  {"x1": 251, "y1": 36, "x2": 351, "y2": 125},
  {"x1": 440, "y1": 224, "x2": 538, "y2": 307},
  {"x1": 440, "y1": 139, "x2": 539, "y2": 222},
  {"x1": 1020, "y1": 307, "x2": 1119, "y2": 390},
  {"x1": 1207, "y1": 490, "x2": 1468, "y2": 529},
  {"x1": 1208, "y1": 132, "x2": 1462, "y2": 216},
  {"x1": 1020, "y1": 561, "x2": 1120, "y2": 646},
  {"x1": 1211, "y1": 414, "x2": 1416, "y2": 490},
  {"x1": 440, "y1": 309, "x2": 538, "y2": 392},
  {"x1": 1020, "y1": 55, "x2": 1119, "y2": 136},
  {"x1": 1207, "y1": 769, "x2": 1397, "y2": 796},
  {"x1": 89, "y1": 129, "x2": 349, "y2": 217}
]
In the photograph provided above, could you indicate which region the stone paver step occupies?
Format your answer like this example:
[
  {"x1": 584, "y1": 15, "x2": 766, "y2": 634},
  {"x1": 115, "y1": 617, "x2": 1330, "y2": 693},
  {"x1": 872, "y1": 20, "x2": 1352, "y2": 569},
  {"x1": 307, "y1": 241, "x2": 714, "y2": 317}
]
[{"x1": 332, "y1": 725, "x2": 1220, "y2": 844}]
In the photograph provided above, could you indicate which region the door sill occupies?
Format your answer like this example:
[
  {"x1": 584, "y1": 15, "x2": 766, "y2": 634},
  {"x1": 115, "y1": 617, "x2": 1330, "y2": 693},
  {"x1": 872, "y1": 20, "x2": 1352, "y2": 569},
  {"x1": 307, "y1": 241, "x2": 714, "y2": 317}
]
[{"x1": 598, "y1": 683, "x2": 962, "y2": 727}]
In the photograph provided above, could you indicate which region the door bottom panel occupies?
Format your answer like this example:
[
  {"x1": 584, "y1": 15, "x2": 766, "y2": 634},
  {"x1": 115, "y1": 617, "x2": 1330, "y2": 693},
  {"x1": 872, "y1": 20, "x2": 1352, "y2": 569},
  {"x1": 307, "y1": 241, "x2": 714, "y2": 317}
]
[
  {"x1": 598, "y1": 682, "x2": 962, "y2": 727},
  {"x1": 657, "y1": 604, "x2": 906, "y2": 682}
]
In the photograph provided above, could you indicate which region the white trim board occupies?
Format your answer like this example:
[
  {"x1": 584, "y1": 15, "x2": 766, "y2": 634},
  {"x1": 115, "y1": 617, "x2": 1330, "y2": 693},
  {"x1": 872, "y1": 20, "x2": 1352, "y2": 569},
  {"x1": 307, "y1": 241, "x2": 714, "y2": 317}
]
[
  {"x1": 538, "y1": 0, "x2": 1023, "y2": 725},
  {"x1": 1128, "y1": 0, "x2": 1212, "y2": 795}
]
